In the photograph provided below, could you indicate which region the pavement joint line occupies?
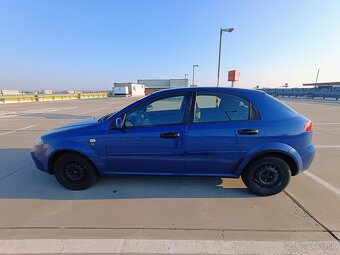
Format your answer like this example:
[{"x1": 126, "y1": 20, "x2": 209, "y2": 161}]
[
  {"x1": 0, "y1": 115, "x2": 18, "y2": 118},
  {"x1": 81, "y1": 107, "x2": 106, "y2": 114},
  {"x1": 0, "y1": 129, "x2": 50, "y2": 131},
  {"x1": 0, "y1": 117, "x2": 85, "y2": 120},
  {"x1": 313, "y1": 129, "x2": 340, "y2": 137},
  {"x1": 0, "y1": 164, "x2": 32, "y2": 181},
  {"x1": 0, "y1": 124, "x2": 39, "y2": 136},
  {"x1": 283, "y1": 191, "x2": 339, "y2": 242},
  {"x1": 314, "y1": 122, "x2": 340, "y2": 125},
  {"x1": 21, "y1": 107, "x2": 78, "y2": 114},
  {"x1": 0, "y1": 239, "x2": 339, "y2": 254},
  {"x1": 0, "y1": 227, "x2": 329, "y2": 232},
  {"x1": 304, "y1": 171, "x2": 340, "y2": 196},
  {"x1": 282, "y1": 99, "x2": 340, "y2": 106},
  {"x1": 314, "y1": 145, "x2": 340, "y2": 148},
  {"x1": 0, "y1": 112, "x2": 16, "y2": 115},
  {"x1": 0, "y1": 107, "x2": 79, "y2": 118}
]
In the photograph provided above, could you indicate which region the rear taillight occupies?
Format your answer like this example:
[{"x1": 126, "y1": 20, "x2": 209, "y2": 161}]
[{"x1": 304, "y1": 120, "x2": 313, "y2": 132}]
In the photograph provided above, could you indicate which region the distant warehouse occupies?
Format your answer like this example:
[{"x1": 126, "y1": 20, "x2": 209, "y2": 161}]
[
  {"x1": 137, "y1": 79, "x2": 188, "y2": 94},
  {"x1": 113, "y1": 83, "x2": 145, "y2": 97}
]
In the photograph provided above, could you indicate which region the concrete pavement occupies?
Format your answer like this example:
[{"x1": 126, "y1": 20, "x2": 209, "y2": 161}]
[{"x1": 0, "y1": 97, "x2": 339, "y2": 254}]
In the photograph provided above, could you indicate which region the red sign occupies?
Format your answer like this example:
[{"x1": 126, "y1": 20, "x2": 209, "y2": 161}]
[{"x1": 228, "y1": 70, "x2": 240, "y2": 82}]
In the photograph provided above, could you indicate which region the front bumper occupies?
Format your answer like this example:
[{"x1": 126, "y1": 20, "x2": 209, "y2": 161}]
[{"x1": 30, "y1": 144, "x2": 49, "y2": 173}]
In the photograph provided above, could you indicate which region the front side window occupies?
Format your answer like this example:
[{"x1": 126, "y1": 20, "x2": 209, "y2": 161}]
[
  {"x1": 194, "y1": 93, "x2": 250, "y2": 123},
  {"x1": 125, "y1": 95, "x2": 188, "y2": 127}
]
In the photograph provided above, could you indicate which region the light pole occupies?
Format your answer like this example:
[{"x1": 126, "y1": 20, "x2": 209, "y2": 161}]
[
  {"x1": 315, "y1": 68, "x2": 320, "y2": 84},
  {"x1": 192, "y1": 65, "x2": 199, "y2": 86},
  {"x1": 185, "y1": 73, "x2": 189, "y2": 87},
  {"x1": 217, "y1": 27, "x2": 234, "y2": 87}
]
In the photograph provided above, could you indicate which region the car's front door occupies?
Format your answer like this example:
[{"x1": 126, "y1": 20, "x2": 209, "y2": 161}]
[
  {"x1": 106, "y1": 92, "x2": 191, "y2": 174},
  {"x1": 185, "y1": 91, "x2": 265, "y2": 176}
]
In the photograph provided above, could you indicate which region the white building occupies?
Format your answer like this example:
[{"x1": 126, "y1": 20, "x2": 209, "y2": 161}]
[
  {"x1": 0, "y1": 90, "x2": 21, "y2": 96},
  {"x1": 67, "y1": 90, "x2": 82, "y2": 94},
  {"x1": 113, "y1": 83, "x2": 145, "y2": 97},
  {"x1": 137, "y1": 79, "x2": 188, "y2": 94},
  {"x1": 42, "y1": 90, "x2": 53, "y2": 94}
]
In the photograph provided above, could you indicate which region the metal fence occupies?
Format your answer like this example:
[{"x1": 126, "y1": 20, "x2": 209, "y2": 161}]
[{"x1": 261, "y1": 87, "x2": 340, "y2": 100}]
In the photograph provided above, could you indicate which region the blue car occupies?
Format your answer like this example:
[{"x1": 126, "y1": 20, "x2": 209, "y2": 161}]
[{"x1": 31, "y1": 87, "x2": 315, "y2": 196}]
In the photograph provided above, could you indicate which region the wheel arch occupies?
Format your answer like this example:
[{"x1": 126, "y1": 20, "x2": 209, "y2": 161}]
[
  {"x1": 48, "y1": 149, "x2": 99, "y2": 175},
  {"x1": 235, "y1": 142, "x2": 302, "y2": 177},
  {"x1": 242, "y1": 151, "x2": 299, "y2": 176}
]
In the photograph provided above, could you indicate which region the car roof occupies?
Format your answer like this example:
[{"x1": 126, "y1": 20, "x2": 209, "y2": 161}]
[
  {"x1": 110, "y1": 86, "x2": 299, "y2": 123},
  {"x1": 151, "y1": 86, "x2": 266, "y2": 97}
]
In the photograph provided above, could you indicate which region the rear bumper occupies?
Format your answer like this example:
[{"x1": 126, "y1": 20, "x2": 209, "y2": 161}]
[
  {"x1": 300, "y1": 144, "x2": 315, "y2": 172},
  {"x1": 287, "y1": 144, "x2": 315, "y2": 175}
]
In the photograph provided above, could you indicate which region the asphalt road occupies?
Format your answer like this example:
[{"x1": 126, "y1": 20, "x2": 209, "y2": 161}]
[{"x1": 0, "y1": 97, "x2": 339, "y2": 254}]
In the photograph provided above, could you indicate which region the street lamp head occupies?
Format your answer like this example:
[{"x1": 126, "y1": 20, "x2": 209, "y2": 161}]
[
  {"x1": 222, "y1": 27, "x2": 234, "y2": 33},
  {"x1": 193, "y1": 65, "x2": 199, "y2": 67}
]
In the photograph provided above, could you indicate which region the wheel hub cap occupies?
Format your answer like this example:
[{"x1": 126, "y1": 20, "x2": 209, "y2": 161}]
[
  {"x1": 254, "y1": 164, "x2": 280, "y2": 188},
  {"x1": 65, "y1": 162, "x2": 86, "y2": 181}
]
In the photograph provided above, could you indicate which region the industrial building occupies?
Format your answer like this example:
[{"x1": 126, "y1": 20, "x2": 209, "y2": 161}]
[
  {"x1": 137, "y1": 79, "x2": 188, "y2": 94},
  {"x1": 112, "y1": 83, "x2": 145, "y2": 97}
]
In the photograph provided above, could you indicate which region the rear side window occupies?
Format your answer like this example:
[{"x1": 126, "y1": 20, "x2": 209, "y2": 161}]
[
  {"x1": 194, "y1": 93, "x2": 251, "y2": 123},
  {"x1": 267, "y1": 94, "x2": 297, "y2": 114}
]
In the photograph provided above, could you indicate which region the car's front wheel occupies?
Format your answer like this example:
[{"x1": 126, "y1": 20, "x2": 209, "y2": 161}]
[
  {"x1": 241, "y1": 156, "x2": 291, "y2": 196},
  {"x1": 54, "y1": 152, "x2": 98, "y2": 190}
]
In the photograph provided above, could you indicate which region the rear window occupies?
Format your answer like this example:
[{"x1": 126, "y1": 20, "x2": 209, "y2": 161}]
[{"x1": 266, "y1": 94, "x2": 297, "y2": 114}]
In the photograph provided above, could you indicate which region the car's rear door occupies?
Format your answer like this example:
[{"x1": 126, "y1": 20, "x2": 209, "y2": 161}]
[
  {"x1": 106, "y1": 92, "x2": 192, "y2": 174},
  {"x1": 185, "y1": 91, "x2": 265, "y2": 176}
]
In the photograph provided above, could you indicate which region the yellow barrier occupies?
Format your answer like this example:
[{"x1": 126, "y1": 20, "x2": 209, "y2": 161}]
[
  {"x1": 79, "y1": 92, "x2": 107, "y2": 99},
  {"x1": 0, "y1": 95, "x2": 36, "y2": 103},
  {"x1": 0, "y1": 92, "x2": 108, "y2": 103}
]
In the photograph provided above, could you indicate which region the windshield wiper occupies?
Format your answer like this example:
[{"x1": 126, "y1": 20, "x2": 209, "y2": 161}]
[{"x1": 98, "y1": 112, "x2": 116, "y2": 122}]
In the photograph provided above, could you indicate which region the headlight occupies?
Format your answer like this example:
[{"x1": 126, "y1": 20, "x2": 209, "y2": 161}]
[{"x1": 35, "y1": 136, "x2": 44, "y2": 146}]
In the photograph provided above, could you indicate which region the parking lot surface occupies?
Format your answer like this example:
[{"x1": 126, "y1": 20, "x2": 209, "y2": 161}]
[{"x1": 0, "y1": 97, "x2": 339, "y2": 254}]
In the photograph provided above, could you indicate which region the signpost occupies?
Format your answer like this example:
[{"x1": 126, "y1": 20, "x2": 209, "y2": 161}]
[{"x1": 228, "y1": 70, "x2": 240, "y2": 87}]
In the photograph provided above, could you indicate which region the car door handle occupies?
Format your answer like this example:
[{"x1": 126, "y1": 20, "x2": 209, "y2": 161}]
[
  {"x1": 237, "y1": 129, "x2": 259, "y2": 135},
  {"x1": 160, "y1": 132, "x2": 180, "y2": 139}
]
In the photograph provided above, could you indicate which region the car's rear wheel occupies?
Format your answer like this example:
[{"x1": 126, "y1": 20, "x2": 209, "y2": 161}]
[
  {"x1": 241, "y1": 156, "x2": 291, "y2": 196},
  {"x1": 54, "y1": 152, "x2": 98, "y2": 190}
]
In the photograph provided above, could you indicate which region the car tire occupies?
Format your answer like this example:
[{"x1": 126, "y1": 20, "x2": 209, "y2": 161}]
[
  {"x1": 241, "y1": 156, "x2": 291, "y2": 196},
  {"x1": 54, "y1": 152, "x2": 98, "y2": 190}
]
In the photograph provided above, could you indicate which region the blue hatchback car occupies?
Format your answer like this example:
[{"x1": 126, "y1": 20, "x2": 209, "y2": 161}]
[{"x1": 31, "y1": 87, "x2": 315, "y2": 196}]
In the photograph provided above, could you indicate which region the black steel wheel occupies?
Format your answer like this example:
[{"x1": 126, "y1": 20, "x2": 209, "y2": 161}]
[
  {"x1": 54, "y1": 152, "x2": 98, "y2": 190},
  {"x1": 241, "y1": 156, "x2": 291, "y2": 196}
]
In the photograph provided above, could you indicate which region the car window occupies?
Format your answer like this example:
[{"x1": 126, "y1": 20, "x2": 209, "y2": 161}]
[
  {"x1": 147, "y1": 96, "x2": 184, "y2": 112},
  {"x1": 194, "y1": 93, "x2": 250, "y2": 123},
  {"x1": 266, "y1": 94, "x2": 297, "y2": 114},
  {"x1": 125, "y1": 95, "x2": 187, "y2": 127},
  {"x1": 196, "y1": 95, "x2": 221, "y2": 108}
]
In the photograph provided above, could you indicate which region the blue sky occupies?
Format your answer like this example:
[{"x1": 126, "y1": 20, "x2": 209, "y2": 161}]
[{"x1": 0, "y1": 0, "x2": 339, "y2": 90}]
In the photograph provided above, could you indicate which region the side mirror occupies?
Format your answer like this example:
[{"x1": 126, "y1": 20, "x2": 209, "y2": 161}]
[
  {"x1": 146, "y1": 104, "x2": 153, "y2": 112},
  {"x1": 115, "y1": 117, "x2": 124, "y2": 129}
]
